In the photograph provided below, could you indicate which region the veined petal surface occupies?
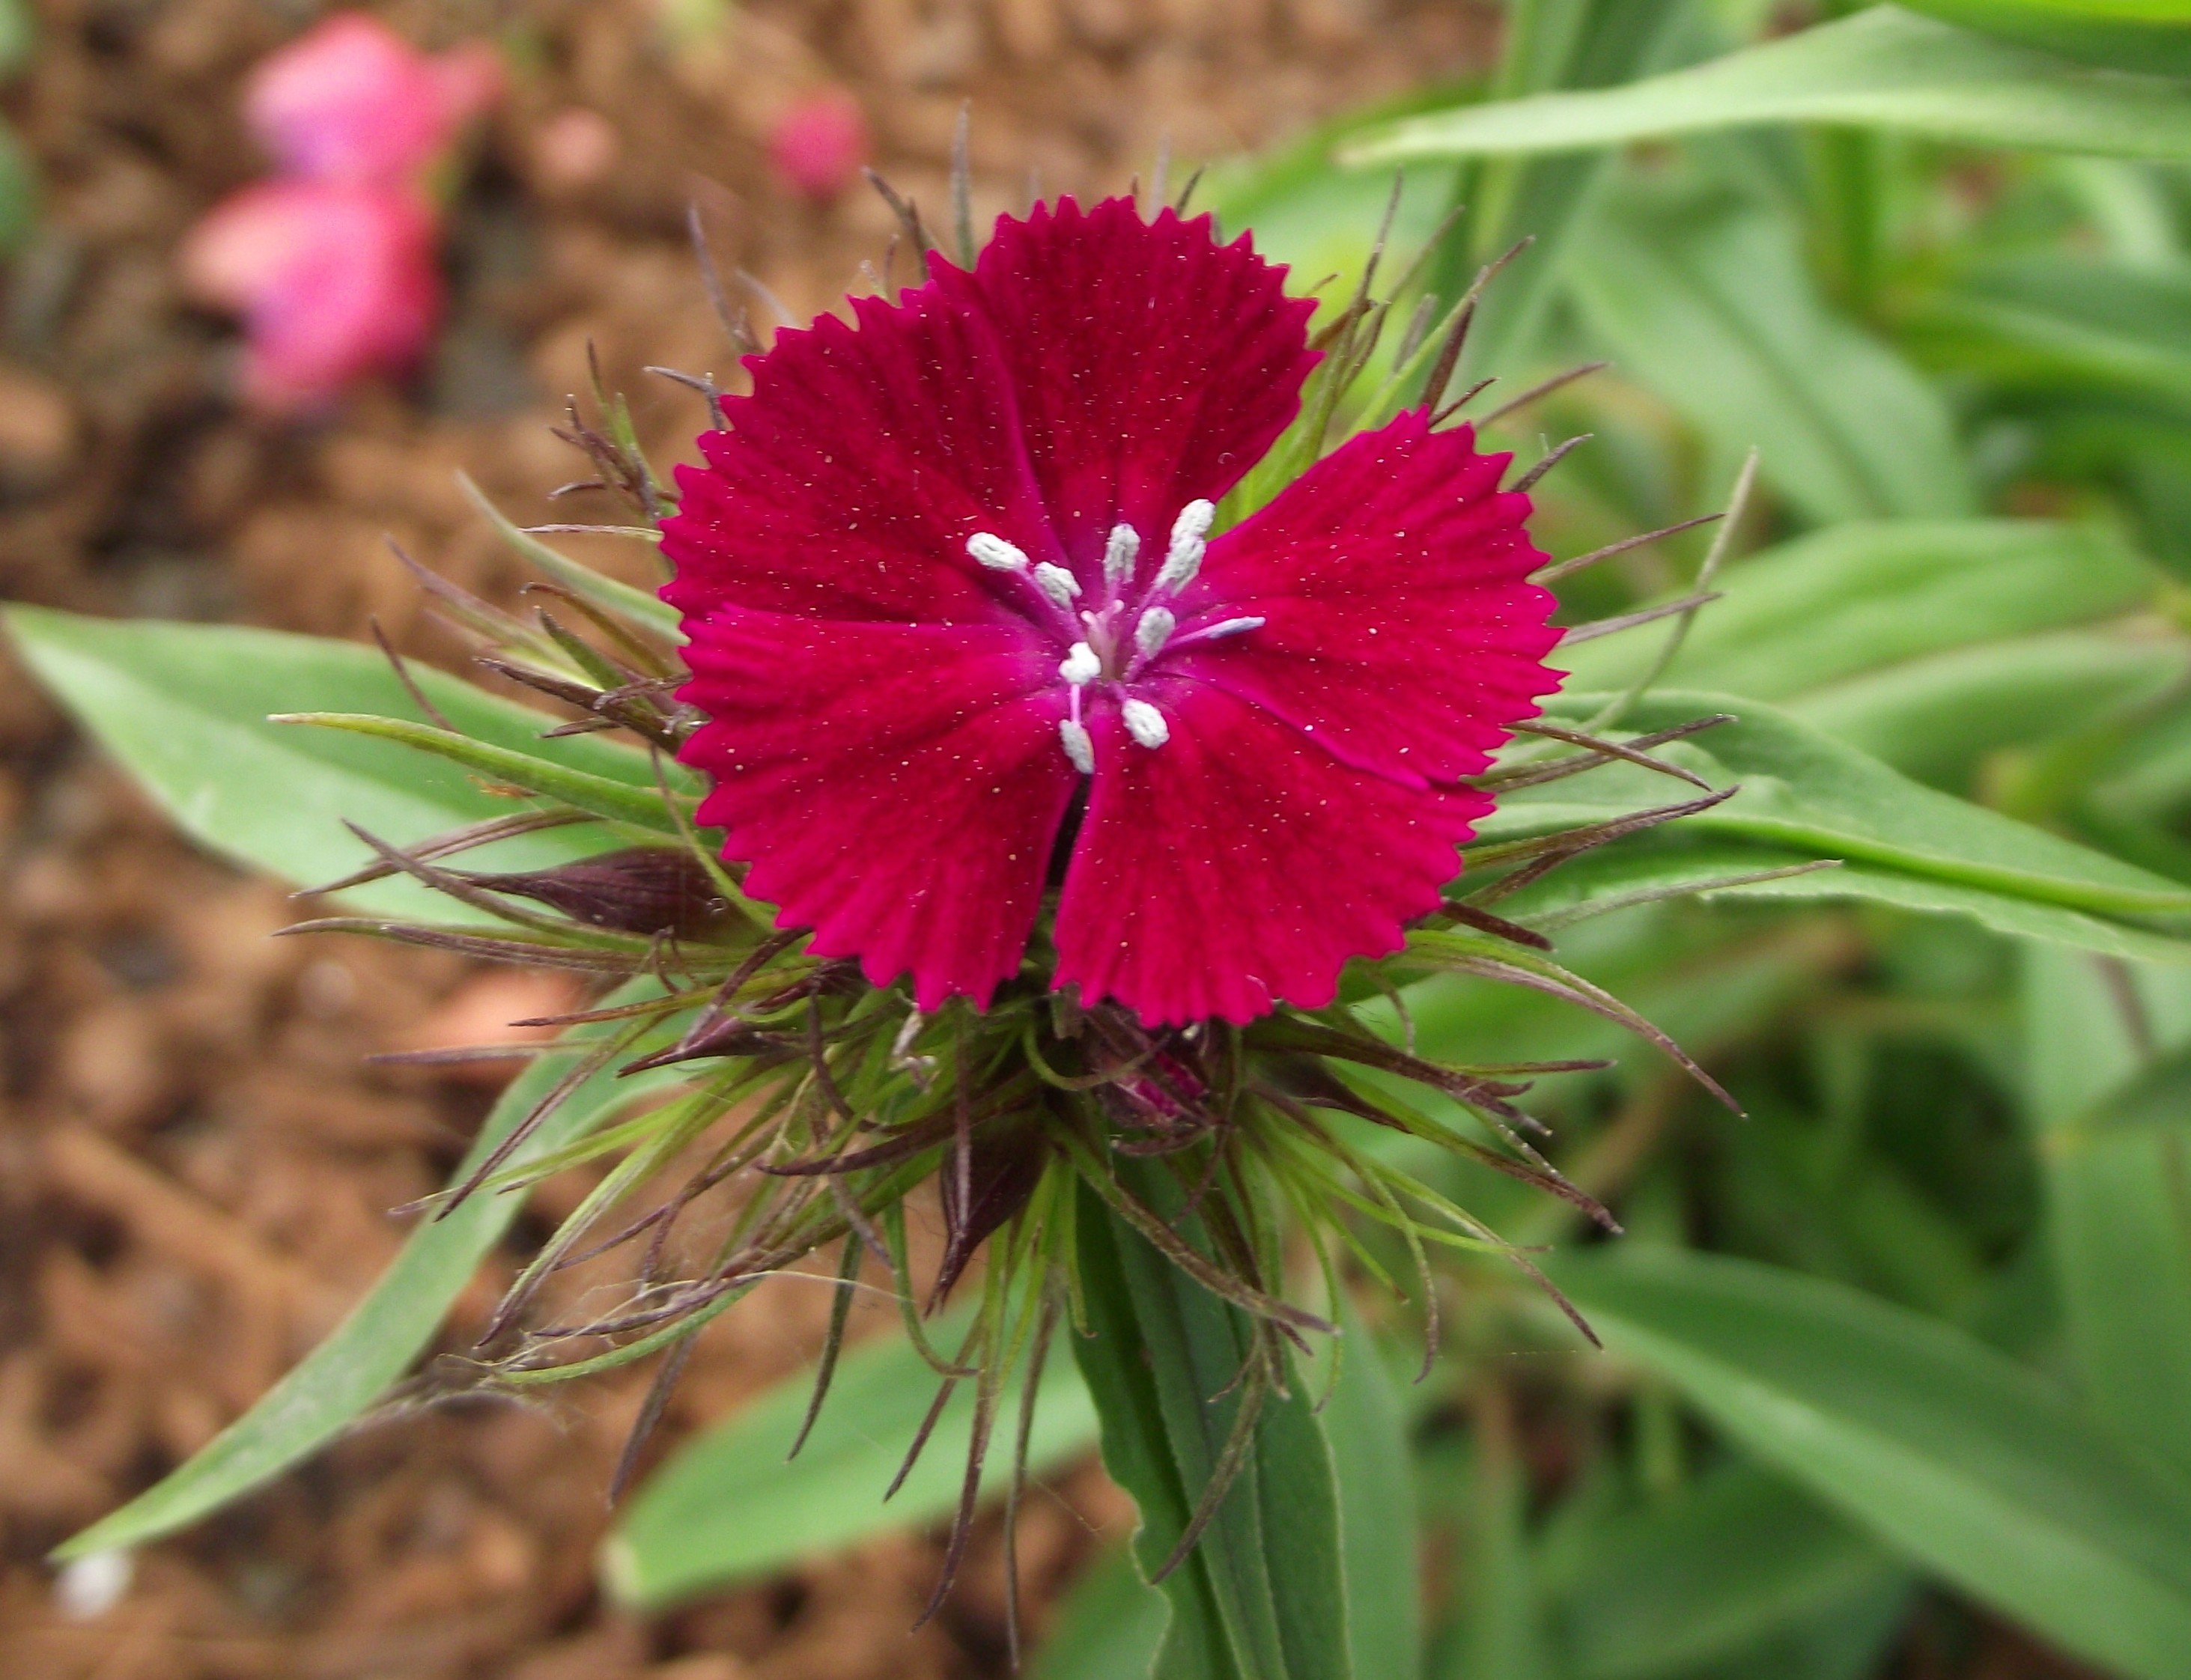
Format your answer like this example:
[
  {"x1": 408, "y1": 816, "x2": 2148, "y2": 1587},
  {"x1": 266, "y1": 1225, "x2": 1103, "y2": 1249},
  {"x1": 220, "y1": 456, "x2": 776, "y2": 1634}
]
[
  {"x1": 1052, "y1": 682, "x2": 1496, "y2": 1025},
  {"x1": 680, "y1": 610, "x2": 1076, "y2": 1009},
  {"x1": 1172, "y1": 413, "x2": 1563, "y2": 789},
  {"x1": 662, "y1": 287, "x2": 1058, "y2": 629},
  {"x1": 934, "y1": 198, "x2": 1320, "y2": 578}
]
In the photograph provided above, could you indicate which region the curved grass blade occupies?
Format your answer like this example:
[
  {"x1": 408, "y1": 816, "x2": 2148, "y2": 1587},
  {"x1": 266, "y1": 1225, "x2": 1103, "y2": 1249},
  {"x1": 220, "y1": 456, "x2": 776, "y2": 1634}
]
[
  {"x1": 1344, "y1": 9, "x2": 2191, "y2": 166},
  {"x1": 54, "y1": 983, "x2": 682, "y2": 1560}
]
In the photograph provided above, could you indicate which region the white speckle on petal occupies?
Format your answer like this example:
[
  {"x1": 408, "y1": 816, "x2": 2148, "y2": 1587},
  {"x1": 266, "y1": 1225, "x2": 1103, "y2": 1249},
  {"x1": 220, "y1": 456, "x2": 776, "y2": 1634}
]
[{"x1": 1122, "y1": 699, "x2": 1170, "y2": 749}]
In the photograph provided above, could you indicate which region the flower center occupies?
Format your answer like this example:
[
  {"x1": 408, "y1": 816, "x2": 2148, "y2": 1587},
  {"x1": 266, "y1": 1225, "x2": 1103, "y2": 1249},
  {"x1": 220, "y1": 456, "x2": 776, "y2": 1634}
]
[{"x1": 965, "y1": 500, "x2": 1264, "y2": 776}]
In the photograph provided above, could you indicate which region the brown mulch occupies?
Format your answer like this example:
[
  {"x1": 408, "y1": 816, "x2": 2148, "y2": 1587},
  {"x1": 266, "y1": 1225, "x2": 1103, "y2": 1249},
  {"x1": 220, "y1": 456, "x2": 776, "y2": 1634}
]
[{"x1": 0, "y1": 1, "x2": 1494, "y2": 1674}]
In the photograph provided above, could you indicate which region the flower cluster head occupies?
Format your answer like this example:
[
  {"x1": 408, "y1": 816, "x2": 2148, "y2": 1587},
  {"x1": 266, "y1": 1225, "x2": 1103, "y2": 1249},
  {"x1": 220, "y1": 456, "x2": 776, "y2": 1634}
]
[
  {"x1": 663, "y1": 196, "x2": 1565, "y2": 1026},
  {"x1": 181, "y1": 13, "x2": 500, "y2": 413},
  {"x1": 263, "y1": 183, "x2": 1751, "y2": 1614}
]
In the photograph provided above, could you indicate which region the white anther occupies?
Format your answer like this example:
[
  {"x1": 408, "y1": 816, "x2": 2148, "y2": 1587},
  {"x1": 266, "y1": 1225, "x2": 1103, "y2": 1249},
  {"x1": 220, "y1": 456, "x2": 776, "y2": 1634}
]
[
  {"x1": 967, "y1": 532, "x2": 1030, "y2": 573},
  {"x1": 1171, "y1": 499, "x2": 1215, "y2": 549},
  {"x1": 1033, "y1": 561, "x2": 1082, "y2": 607},
  {"x1": 1199, "y1": 615, "x2": 1266, "y2": 642},
  {"x1": 1155, "y1": 538, "x2": 1204, "y2": 593},
  {"x1": 1154, "y1": 499, "x2": 1215, "y2": 593},
  {"x1": 1121, "y1": 699, "x2": 1170, "y2": 749},
  {"x1": 1103, "y1": 524, "x2": 1141, "y2": 591},
  {"x1": 1060, "y1": 642, "x2": 1101, "y2": 686},
  {"x1": 1134, "y1": 607, "x2": 1175, "y2": 657},
  {"x1": 1060, "y1": 718, "x2": 1096, "y2": 774}
]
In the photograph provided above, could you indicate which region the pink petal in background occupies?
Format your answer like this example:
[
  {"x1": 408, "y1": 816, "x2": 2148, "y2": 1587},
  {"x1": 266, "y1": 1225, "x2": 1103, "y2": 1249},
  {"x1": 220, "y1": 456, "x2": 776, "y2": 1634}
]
[
  {"x1": 181, "y1": 181, "x2": 443, "y2": 413},
  {"x1": 246, "y1": 11, "x2": 500, "y2": 189},
  {"x1": 765, "y1": 89, "x2": 870, "y2": 202}
]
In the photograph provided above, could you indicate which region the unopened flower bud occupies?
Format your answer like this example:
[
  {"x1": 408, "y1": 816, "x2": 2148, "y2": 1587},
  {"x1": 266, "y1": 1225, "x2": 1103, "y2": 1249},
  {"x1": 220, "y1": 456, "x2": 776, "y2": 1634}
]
[{"x1": 467, "y1": 847, "x2": 734, "y2": 939}]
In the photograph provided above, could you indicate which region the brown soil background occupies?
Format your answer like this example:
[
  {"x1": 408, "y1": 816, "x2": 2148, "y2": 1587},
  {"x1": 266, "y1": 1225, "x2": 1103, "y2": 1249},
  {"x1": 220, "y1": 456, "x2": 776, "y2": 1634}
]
[{"x1": 0, "y1": 1, "x2": 1496, "y2": 1674}]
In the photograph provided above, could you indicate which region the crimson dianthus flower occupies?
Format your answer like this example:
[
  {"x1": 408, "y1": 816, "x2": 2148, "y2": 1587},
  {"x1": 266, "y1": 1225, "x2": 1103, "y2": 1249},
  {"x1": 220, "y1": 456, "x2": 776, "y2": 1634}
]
[{"x1": 663, "y1": 197, "x2": 1564, "y2": 1025}]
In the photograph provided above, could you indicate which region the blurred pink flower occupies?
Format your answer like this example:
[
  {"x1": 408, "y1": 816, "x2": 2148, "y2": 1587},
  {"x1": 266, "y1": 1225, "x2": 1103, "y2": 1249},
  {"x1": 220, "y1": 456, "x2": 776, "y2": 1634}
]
[
  {"x1": 246, "y1": 12, "x2": 501, "y2": 189},
  {"x1": 767, "y1": 90, "x2": 869, "y2": 202},
  {"x1": 181, "y1": 180, "x2": 442, "y2": 413}
]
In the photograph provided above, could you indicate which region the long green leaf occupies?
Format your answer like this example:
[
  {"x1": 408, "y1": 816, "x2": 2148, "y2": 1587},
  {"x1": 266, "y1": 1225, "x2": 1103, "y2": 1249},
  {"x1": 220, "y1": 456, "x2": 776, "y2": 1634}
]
[
  {"x1": 3, "y1": 608, "x2": 663, "y2": 917},
  {"x1": 604, "y1": 1311, "x2": 1101, "y2": 1606},
  {"x1": 1546, "y1": 1464, "x2": 1908, "y2": 1680},
  {"x1": 1557, "y1": 519, "x2": 2155, "y2": 701},
  {"x1": 1030, "y1": 1303, "x2": 1414, "y2": 1680},
  {"x1": 0, "y1": 0, "x2": 34, "y2": 78},
  {"x1": 55, "y1": 986, "x2": 682, "y2": 1559},
  {"x1": 1504, "y1": 831, "x2": 2191, "y2": 964},
  {"x1": 1429, "y1": 0, "x2": 1697, "y2": 378},
  {"x1": 1494, "y1": 691, "x2": 2191, "y2": 944},
  {"x1": 1319, "y1": 1296, "x2": 1422, "y2": 1680},
  {"x1": 2020, "y1": 946, "x2": 2191, "y2": 1476},
  {"x1": 1430, "y1": 1417, "x2": 1555, "y2": 1680},
  {"x1": 1565, "y1": 197, "x2": 1975, "y2": 524},
  {"x1": 1343, "y1": 8, "x2": 2191, "y2": 164},
  {"x1": 1033, "y1": 1547, "x2": 1173, "y2": 1680},
  {"x1": 1791, "y1": 630, "x2": 2187, "y2": 789},
  {"x1": 1898, "y1": 0, "x2": 2191, "y2": 74},
  {"x1": 1544, "y1": 1247, "x2": 2191, "y2": 1680},
  {"x1": 1905, "y1": 253, "x2": 2191, "y2": 421},
  {"x1": 0, "y1": 118, "x2": 34, "y2": 255},
  {"x1": 1075, "y1": 1169, "x2": 1352, "y2": 1680}
]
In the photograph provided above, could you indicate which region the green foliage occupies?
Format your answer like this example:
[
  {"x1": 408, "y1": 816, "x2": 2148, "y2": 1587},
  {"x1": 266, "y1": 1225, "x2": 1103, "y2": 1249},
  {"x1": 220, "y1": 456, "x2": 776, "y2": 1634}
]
[
  {"x1": 1498, "y1": 691, "x2": 2191, "y2": 957},
  {"x1": 1032, "y1": 1547, "x2": 1173, "y2": 1680},
  {"x1": 1896, "y1": 0, "x2": 2191, "y2": 74},
  {"x1": 0, "y1": 119, "x2": 35, "y2": 255},
  {"x1": 2020, "y1": 948, "x2": 2191, "y2": 1475},
  {"x1": 605, "y1": 1309, "x2": 1101, "y2": 1606},
  {"x1": 54, "y1": 985, "x2": 686, "y2": 1559},
  {"x1": 1543, "y1": 1464, "x2": 1909, "y2": 1680},
  {"x1": 1, "y1": 608, "x2": 651, "y2": 917},
  {"x1": 1345, "y1": 8, "x2": 2191, "y2": 164},
  {"x1": 1566, "y1": 198, "x2": 1975, "y2": 523},
  {"x1": 1558, "y1": 519, "x2": 2155, "y2": 704},
  {"x1": 0, "y1": 0, "x2": 31, "y2": 77},
  {"x1": 28, "y1": 2, "x2": 2191, "y2": 1672},
  {"x1": 1074, "y1": 1166, "x2": 1352, "y2": 1680},
  {"x1": 1546, "y1": 1249, "x2": 2191, "y2": 1680}
]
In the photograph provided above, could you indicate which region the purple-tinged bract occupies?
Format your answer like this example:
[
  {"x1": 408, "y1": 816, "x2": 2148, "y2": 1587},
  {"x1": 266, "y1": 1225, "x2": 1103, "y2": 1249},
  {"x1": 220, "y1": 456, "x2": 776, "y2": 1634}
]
[{"x1": 663, "y1": 195, "x2": 1564, "y2": 1024}]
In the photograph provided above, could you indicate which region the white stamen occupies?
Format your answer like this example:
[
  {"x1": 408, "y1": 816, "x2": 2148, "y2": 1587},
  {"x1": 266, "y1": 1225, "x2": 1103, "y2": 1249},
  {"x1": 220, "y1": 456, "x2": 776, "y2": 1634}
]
[
  {"x1": 1033, "y1": 561, "x2": 1082, "y2": 607},
  {"x1": 1121, "y1": 699, "x2": 1170, "y2": 749},
  {"x1": 1134, "y1": 606, "x2": 1175, "y2": 657},
  {"x1": 1103, "y1": 524, "x2": 1140, "y2": 591},
  {"x1": 1060, "y1": 718, "x2": 1096, "y2": 774},
  {"x1": 1060, "y1": 642, "x2": 1101, "y2": 686},
  {"x1": 1154, "y1": 499, "x2": 1215, "y2": 593},
  {"x1": 967, "y1": 532, "x2": 1030, "y2": 573},
  {"x1": 1198, "y1": 615, "x2": 1265, "y2": 642}
]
